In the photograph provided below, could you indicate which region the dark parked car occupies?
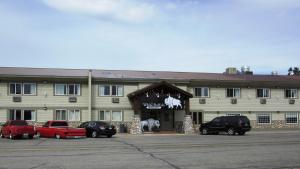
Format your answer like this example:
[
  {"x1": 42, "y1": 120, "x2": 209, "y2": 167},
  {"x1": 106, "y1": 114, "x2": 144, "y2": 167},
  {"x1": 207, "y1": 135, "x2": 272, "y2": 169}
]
[
  {"x1": 199, "y1": 116, "x2": 251, "y2": 135},
  {"x1": 0, "y1": 120, "x2": 35, "y2": 139},
  {"x1": 78, "y1": 121, "x2": 116, "y2": 138}
]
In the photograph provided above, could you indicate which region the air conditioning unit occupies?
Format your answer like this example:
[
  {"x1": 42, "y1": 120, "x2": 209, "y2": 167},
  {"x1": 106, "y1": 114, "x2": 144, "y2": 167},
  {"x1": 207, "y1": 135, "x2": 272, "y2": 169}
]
[
  {"x1": 112, "y1": 98, "x2": 120, "y2": 103},
  {"x1": 199, "y1": 99, "x2": 206, "y2": 104},
  {"x1": 13, "y1": 96, "x2": 22, "y2": 102},
  {"x1": 260, "y1": 99, "x2": 267, "y2": 104},
  {"x1": 289, "y1": 99, "x2": 295, "y2": 104},
  {"x1": 231, "y1": 98, "x2": 237, "y2": 104},
  {"x1": 69, "y1": 97, "x2": 77, "y2": 103}
]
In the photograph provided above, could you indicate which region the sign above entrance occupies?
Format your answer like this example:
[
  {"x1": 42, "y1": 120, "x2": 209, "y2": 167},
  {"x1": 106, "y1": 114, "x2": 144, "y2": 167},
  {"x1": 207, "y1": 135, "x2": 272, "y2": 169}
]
[{"x1": 141, "y1": 94, "x2": 184, "y2": 110}]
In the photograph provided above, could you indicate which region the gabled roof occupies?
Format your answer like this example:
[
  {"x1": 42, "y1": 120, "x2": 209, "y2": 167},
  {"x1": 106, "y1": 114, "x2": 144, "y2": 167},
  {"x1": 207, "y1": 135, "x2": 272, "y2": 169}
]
[{"x1": 128, "y1": 81, "x2": 193, "y2": 99}]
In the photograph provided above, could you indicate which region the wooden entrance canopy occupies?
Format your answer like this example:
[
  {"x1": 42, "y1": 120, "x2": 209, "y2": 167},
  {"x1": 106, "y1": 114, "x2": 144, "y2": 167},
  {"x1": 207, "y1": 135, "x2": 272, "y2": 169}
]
[{"x1": 128, "y1": 81, "x2": 193, "y2": 115}]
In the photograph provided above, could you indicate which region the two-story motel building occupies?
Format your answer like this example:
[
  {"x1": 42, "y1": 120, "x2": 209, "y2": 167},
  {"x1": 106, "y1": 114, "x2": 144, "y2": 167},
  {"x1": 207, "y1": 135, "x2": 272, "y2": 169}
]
[{"x1": 0, "y1": 67, "x2": 299, "y2": 134}]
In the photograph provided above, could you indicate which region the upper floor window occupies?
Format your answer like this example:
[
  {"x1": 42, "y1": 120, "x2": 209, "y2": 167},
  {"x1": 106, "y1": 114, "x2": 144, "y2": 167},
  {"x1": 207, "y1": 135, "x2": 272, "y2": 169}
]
[
  {"x1": 194, "y1": 87, "x2": 209, "y2": 97},
  {"x1": 99, "y1": 85, "x2": 123, "y2": 96},
  {"x1": 257, "y1": 88, "x2": 270, "y2": 98},
  {"x1": 285, "y1": 89, "x2": 298, "y2": 99},
  {"x1": 226, "y1": 88, "x2": 240, "y2": 98},
  {"x1": 55, "y1": 84, "x2": 80, "y2": 96},
  {"x1": 9, "y1": 83, "x2": 36, "y2": 95}
]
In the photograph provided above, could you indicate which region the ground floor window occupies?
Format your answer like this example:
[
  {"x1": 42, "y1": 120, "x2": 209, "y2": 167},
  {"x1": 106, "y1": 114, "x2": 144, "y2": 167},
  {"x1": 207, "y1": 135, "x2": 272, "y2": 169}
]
[
  {"x1": 286, "y1": 113, "x2": 298, "y2": 124},
  {"x1": 191, "y1": 112, "x2": 202, "y2": 125},
  {"x1": 55, "y1": 109, "x2": 81, "y2": 121},
  {"x1": 99, "y1": 110, "x2": 123, "y2": 122},
  {"x1": 8, "y1": 109, "x2": 36, "y2": 121},
  {"x1": 68, "y1": 110, "x2": 81, "y2": 121},
  {"x1": 257, "y1": 113, "x2": 271, "y2": 124}
]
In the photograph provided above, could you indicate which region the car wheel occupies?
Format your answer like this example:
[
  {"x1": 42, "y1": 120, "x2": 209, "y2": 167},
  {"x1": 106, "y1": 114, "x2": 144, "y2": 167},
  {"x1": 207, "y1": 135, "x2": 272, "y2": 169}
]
[
  {"x1": 238, "y1": 131, "x2": 245, "y2": 135},
  {"x1": 201, "y1": 128, "x2": 208, "y2": 135},
  {"x1": 107, "y1": 135, "x2": 112, "y2": 138},
  {"x1": 227, "y1": 128, "x2": 236, "y2": 135},
  {"x1": 91, "y1": 131, "x2": 97, "y2": 138},
  {"x1": 28, "y1": 135, "x2": 34, "y2": 139},
  {"x1": 55, "y1": 134, "x2": 61, "y2": 139}
]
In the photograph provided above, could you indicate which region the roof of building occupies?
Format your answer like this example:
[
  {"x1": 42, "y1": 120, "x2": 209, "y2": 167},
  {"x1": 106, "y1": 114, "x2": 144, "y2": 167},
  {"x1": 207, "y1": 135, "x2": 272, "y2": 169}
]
[{"x1": 0, "y1": 67, "x2": 300, "y2": 87}]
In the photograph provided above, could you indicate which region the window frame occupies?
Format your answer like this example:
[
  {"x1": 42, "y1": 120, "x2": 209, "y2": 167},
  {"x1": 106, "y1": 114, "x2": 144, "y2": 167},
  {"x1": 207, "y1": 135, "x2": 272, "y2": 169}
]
[
  {"x1": 257, "y1": 113, "x2": 271, "y2": 124},
  {"x1": 68, "y1": 109, "x2": 81, "y2": 122},
  {"x1": 256, "y1": 88, "x2": 270, "y2": 98},
  {"x1": 194, "y1": 87, "x2": 210, "y2": 98},
  {"x1": 111, "y1": 110, "x2": 123, "y2": 122},
  {"x1": 285, "y1": 89, "x2": 298, "y2": 99},
  {"x1": 23, "y1": 83, "x2": 37, "y2": 95},
  {"x1": 226, "y1": 88, "x2": 241, "y2": 98},
  {"x1": 9, "y1": 83, "x2": 23, "y2": 95},
  {"x1": 99, "y1": 84, "x2": 124, "y2": 97},
  {"x1": 54, "y1": 84, "x2": 81, "y2": 96},
  {"x1": 99, "y1": 110, "x2": 123, "y2": 122},
  {"x1": 8, "y1": 109, "x2": 36, "y2": 121},
  {"x1": 285, "y1": 113, "x2": 298, "y2": 124},
  {"x1": 54, "y1": 109, "x2": 67, "y2": 120}
]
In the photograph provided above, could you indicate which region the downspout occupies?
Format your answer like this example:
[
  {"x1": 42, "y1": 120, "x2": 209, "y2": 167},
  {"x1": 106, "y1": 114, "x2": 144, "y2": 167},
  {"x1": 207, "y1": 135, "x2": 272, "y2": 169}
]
[{"x1": 88, "y1": 69, "x2": 92, "y2": 120}]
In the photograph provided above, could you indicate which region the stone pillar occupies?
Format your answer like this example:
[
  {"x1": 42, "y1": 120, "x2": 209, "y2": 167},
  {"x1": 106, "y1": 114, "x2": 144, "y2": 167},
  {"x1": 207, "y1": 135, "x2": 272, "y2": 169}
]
[
  {"x1": 130, "y1": 115, "x2": 142, "y2": 134},
  {"x1": 184, "y1": 115, "x2": 194, "y2": 134}
]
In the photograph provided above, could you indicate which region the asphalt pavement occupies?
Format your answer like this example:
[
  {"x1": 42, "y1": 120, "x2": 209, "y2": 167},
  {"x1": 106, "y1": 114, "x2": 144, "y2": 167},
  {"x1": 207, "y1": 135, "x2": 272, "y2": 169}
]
[{"x1": 0, "y1": 130, "x2": 300, "y2": 169}]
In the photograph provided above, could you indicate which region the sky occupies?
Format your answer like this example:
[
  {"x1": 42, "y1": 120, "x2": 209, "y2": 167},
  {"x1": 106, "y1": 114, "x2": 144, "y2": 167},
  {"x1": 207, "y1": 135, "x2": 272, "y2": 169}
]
[{"x1": 0, "y1": 0, "x2": 300, "y2": 75}]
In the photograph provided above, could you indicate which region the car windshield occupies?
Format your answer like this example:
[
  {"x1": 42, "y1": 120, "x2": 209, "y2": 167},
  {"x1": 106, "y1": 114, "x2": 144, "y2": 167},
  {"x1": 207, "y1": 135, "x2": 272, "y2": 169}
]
[
  {"x1": 51, "y1": 121, "x2": 68, "y2": 127},
  {"x1": 10, "y1": 121, "x2": 28, "y2": 126}
]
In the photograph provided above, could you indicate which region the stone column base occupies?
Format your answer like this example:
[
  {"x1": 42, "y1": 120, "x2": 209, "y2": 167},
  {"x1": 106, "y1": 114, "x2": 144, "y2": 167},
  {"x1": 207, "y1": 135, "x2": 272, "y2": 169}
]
[
  {"x1": 130, "y1": 115, "x2": 142, "y2": 134},
  {"x1": 184, "y1": 115, "x2": 195, "y2": 134}
]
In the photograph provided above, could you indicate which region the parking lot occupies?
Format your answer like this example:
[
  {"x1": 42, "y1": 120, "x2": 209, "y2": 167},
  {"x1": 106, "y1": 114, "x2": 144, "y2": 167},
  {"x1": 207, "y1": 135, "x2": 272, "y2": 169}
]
[{"x1": 0, "y1": 130, "x2": 300, "y2": 169}]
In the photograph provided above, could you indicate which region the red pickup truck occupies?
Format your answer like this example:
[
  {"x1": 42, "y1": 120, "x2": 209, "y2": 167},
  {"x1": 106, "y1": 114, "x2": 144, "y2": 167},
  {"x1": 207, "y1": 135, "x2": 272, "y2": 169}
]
[
  {"x1": 36, "y1": 121, "x2": 86, "y2": 139},
  {"x1": 0, "y1": 120, "x2": 35, "y2": 139}
]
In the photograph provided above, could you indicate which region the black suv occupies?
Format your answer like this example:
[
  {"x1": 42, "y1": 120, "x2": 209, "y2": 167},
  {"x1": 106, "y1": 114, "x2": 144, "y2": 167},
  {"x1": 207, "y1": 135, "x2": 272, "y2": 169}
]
[{"x1": 199, "y1": 116, "x2": 251, "y2": 135}]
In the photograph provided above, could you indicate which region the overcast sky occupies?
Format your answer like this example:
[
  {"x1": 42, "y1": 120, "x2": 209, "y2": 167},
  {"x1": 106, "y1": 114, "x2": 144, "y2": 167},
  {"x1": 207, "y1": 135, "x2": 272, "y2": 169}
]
[{"x1": 0, "y1": 0, "x2": 299, "y2": 75}]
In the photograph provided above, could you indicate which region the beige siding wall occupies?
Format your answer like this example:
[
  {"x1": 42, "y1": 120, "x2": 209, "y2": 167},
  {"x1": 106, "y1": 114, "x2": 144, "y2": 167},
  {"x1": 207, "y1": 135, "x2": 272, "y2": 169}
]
[
  {"x1": 92, "y1": 84, "x2": 137, "y2": 109},
  {"x1": 0, "y1": 83, "x2": 89, "y2": 108},
  {"x1": 0, "y1": 109, "x2": 7, "y2": 122},
  {"x1": 190, "y1": 88, "x2": 300, "y2": 112}
]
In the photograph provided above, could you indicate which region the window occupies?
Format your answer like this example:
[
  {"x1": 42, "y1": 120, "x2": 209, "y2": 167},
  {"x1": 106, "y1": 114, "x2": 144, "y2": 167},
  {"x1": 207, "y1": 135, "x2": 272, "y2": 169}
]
[
  {"x1": 285, "y1": 89, "x2": 298, "y2": 99},
  {"x1": 23, "y1": 83, "x2": 36, "y2": 95},
  {"x1": 55, "y1": 110, "x2": 67, "y2": 120},
  {"x1": 226, "y1": 113, "x2": 241, "y2": 116},
  {"x1": 68, "y1": 110, "x2": 81, "y2": 121},
  {"x1": 192, "y1": 112, "x2": 203, "y2": 125},
  {"x1": 55, "y1": 84, "x2": 80, "y2": 95},
  {"x1": 194, "y1": 87, "x2": 209, "y2": 97},
  {"x1": 286, "y1": 113, "x2": 298, "y2": 124},
  {"x1": 68, "y1": 84, "x2": 80, "y2": 95},
  {"x1": 257, "y1": 113, "x2": 271, "y2": 124},
  {"x1": 226, "y1": 88, "x2": 240, "y2": 98},
  {"x1": 8, "y1": 109, "x2": 36, "y2": 121},
  {"x1": 99, "y1": 110, "x2": 111, "y2": 121},
  {"x1": 99, "y1": 85, "x2": 123, "y2": 96},
  {"x1": 99, "y1": 110, "x2": 122, "y2": 121},
  {"x1": 257, "y1": 88, "x2": 270, "y2": 98},
  {"x1": 9, "y1": 83, "x2": 22, "y2": 95},
  {"x1": 112, "y1": 111, "x2": 122, "y2": 121}
]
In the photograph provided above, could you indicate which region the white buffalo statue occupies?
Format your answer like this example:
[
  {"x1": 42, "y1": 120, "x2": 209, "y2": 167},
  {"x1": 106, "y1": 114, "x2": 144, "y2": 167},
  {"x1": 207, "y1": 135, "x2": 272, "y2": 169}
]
[
  {"x1": 164, "y1": 95, "x2": 182, "y2": 109},
  {"x1": 140, "y1": 118, "x2": 160, "y2": 132}
]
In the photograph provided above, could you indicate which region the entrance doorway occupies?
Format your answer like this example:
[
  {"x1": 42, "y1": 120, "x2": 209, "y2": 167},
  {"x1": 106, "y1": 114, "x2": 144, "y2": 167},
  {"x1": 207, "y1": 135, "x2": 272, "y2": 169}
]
[{"x1": 141, "y1": 110, "x2": 174, "y2": 131}]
